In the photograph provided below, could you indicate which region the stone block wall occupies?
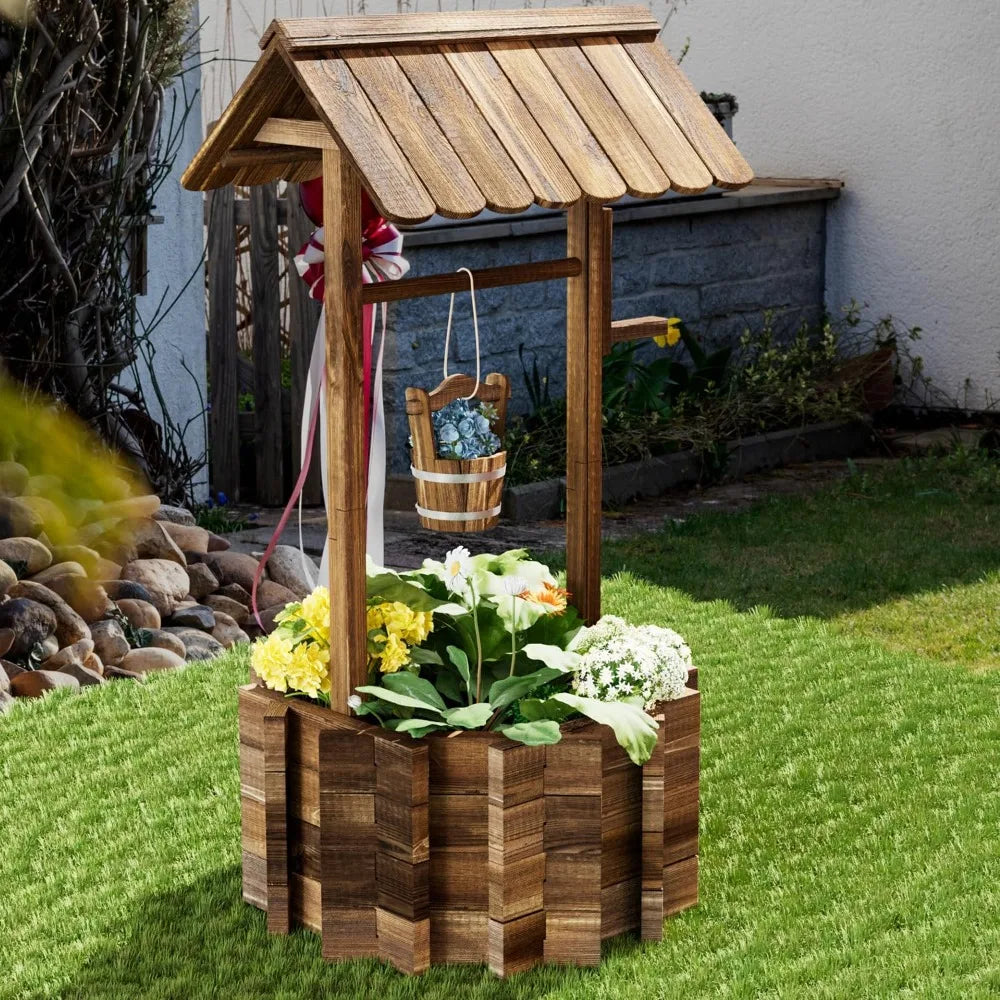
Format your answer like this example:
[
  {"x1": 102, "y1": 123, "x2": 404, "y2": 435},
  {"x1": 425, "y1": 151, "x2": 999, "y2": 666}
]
[{"x1": 381, "y1": 189, "x2": 833, "y2": 474}]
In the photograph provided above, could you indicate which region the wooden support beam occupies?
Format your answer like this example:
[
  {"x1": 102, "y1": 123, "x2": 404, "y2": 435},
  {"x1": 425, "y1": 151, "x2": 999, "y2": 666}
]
[
  {"x1": 256, "y1": 117, "x2": 335, "y2": 148},
  {"x1": 363, "y1": 257, "x2": 581, "y2": 304},
  {"x1": 609, "y1": 315, "x2": 671, "y2": 349},
  {"x1": 565, "y1": 202, "x2": 610, "y2": 625},
  {"x1": 322, "y1": 146, "x2": 367, "y2": 715},
  {"x1": 221, "y1": 146, "x2": 322, "y2": 170}
]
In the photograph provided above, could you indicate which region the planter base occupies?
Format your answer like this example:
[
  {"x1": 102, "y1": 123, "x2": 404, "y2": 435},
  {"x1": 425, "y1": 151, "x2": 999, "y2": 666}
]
[{"x1": 239, "y1": 683, "x2": 700, "y2": 976}]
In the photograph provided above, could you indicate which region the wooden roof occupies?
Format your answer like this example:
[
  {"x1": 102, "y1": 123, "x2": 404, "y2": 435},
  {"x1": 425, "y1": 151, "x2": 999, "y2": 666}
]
[{"x1": 182, "y1": 6, "x2": 753, "y2": 225}]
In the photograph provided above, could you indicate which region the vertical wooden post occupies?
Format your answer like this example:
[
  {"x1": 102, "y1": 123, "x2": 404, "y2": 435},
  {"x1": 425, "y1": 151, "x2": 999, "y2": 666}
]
[
  {"x1": 206, "y1": 186, "x2": 239, "y2": 500},
  {"x1": 262, "y1": 700, "x2": 291, "y2": 934},
  {"x1": 321, "y1": 146, "x2": 367, "y2": 715},
  {"x1": 287, "y1": 190, "x2": 324, "y2": 506},
  {"x1": 565, "y1": 202, "x2": 611, "y2": 624},
  {"x1": 251, "y1": 182, "x2": 284, "y2": 505}
]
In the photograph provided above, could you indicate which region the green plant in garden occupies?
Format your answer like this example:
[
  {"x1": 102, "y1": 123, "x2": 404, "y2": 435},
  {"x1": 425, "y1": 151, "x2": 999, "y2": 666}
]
[{"x1": 193, "y1": 493, "x2": 255, "y2": 534}]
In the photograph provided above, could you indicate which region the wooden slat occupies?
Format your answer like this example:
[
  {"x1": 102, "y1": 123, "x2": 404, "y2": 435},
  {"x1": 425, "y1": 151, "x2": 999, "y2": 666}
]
[
  {"x1": 534, "y1": 41, "x2": 670, "y2": 200},
  {"x1": 321, "y1": 147, "x2": 367, "y2": 714},
  {"x1": 250, "y1": 182, "x2": 284, "y2": 505},
  {"x1": 221, "y1": 146, "x2": 321, "y2": 170},
  {"x1": 394, "y1": 46, "x2": 533, "y2": 215},
  {"x1": 640, "y1": 726, "x2": 665, "y2": 940},
  {"x1": 625, "y1": 39, "x2": 754, "y2": 190},
  {"x1": 289, "y1": 57, "x2": 436, "y2": 225},
  {"x1": 565, "y1": 202, "x2": 610, "y2": 625},
  {"x1": 206, "y1": 186, "x2": 239, "y2": 500},
  {"x1": 444, "y1": 44, "x2": 580, "y2": 209},
  {"x1": 431, "y1": 909, "x2": 488, "y2": 965},
  {"x1": 488, "y1": 41, "x2": 625, "y2": 203},
  {"x1": 610, "y1": 315, "x2": 672, "y2": 347},
  {"x1": 255, "y1": 117, "x2": 334, "y2": 148},
  {"x1": 341, "y1": 49, "x2": 485, "y2": 220},
  {"x1": 262, "y1": 6, "x2": 660, "y2": 51},
  {"x1": 579, "y1": 38, "x2": 714, "y2": 196},
  {"x1": 364, "y1": 256, "x2": 580, "y2": 305},
  {"x1": 286, "y1": 190, "x2": 323, "y2": 506},
  {"x1": 262, "y1": 701, "x2": 291, "y2": 934}
]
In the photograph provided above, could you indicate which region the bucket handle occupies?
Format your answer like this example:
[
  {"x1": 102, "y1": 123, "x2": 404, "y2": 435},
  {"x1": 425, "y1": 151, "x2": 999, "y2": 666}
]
[{"x1": 443, "y1": 267, "x2": 481, "y2": 400}]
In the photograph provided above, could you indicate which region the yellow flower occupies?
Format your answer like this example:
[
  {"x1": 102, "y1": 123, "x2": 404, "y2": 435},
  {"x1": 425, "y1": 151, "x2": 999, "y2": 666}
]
[
  {"x1": 653, "y1": 317, "x2": 682, "y2": 348},
  {"x1": 519, "y1": 581, "x2": 570, "y2": 616},
  {"x1": 285, "y1": 640, "x2": 331, "y2": 699},
  {"x1": 300, "y1": 586, "x2": 331, "y2": 643},
  {"x1": 378, "y1": 632, "x2": 410, "y2": 673},
  {"x1": 250, "y1": 631, "x2": 294, "y2": 693}
]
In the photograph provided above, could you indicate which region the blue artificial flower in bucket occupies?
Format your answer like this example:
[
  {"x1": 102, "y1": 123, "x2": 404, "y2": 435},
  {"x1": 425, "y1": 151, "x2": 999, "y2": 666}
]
[{"x1": 432, "y1": 399, "x2": 501, "y2": 460}]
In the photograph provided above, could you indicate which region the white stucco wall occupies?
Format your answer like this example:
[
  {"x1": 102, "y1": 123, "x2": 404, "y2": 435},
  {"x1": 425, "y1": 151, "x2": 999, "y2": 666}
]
[
  {"x1": 137, "y1": 9, "x2": 208, "y2": 498},
  {"x1": 198, "y1": 0, "x2": 1000, "y2": 407}
]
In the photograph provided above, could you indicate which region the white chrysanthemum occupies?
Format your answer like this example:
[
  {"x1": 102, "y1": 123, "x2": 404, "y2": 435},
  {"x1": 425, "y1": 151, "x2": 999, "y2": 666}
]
[{"x1": 570, "y1": 616, "x2": 691, "y2": 709}]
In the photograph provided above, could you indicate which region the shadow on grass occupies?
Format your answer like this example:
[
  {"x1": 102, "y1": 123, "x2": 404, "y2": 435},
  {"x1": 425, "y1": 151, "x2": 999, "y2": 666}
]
[
  {"x1": 597, "y1": 471, "x2": 1000, "y2": 621},
  {"x1": 64, "y1": 867, "x2": 633, "y2": 1000}
]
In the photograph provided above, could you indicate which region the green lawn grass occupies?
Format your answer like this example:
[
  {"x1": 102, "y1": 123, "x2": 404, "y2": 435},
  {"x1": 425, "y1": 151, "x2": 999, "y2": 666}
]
[{"x1": 3, "y1": 454, "x2": 1000, "y2": 999}]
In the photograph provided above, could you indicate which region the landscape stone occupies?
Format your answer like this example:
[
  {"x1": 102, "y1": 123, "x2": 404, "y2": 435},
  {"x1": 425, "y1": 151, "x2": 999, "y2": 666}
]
[
  {"x1": 211, "y1": 611, "x2": 249, "y2": 649},
  {"x1": 0, "y1": 461, "x2": 29, "y2": 497},
  {"x1": 186, "y1": 562, "x2": 219, "y2": 600},
  {"x1": 0, "y1": 629, "x2": 12, "y2": 658},
  {"x1": 97, "y1": 495, "x2": 161, "y2": 521},
  {"x1": 161, "y1": 627, "x2": 226, "y2": 662},
  {"x1": 257, "y1": 604, "x2": 287, "y2": 635},
  {"x1": 11, "y1": 670, "x2": 79, "y2": 697},
  {"x1": 32, "y1": 561, "x2": 87, "y2": 584},
  {"x1": 90, "y1": 620, "x2": 130, "y2": 667},
  {"x1": 218, "y1": 582, "x2": 251, "y2": 607},
  {"x1": 58, "y1": 662, "x2": 105, "y2": 686},
  {"x1": 2, "y1": 659, "x2": 25, "y2": 678},
  {"x1": 160, "y1": 522, "x2": 211, "y2": 554},
  {"x1": 41, "y1": 638, "x2": 94, "y2": 671},
  {"x1": 0, "y1": 690, "x2": 13, "y2": 712},
  {"x1": 120, "y1": 647, "x2": 185, "y2": 673},
  {"x1": 203, "y1": 594, "x2": 248, "y2": 624},
  {"x1": 8, "y1": 580, "x2": 91, "y2": 646},
  {"x1": 19, "y1": 495, "x2": 70, "y2": 539},
  {"x1": 0, "y1": 661, "x2": 8, "y2": 692},
  {"x1": 0, "y1": 560, "x2": 15, "y2": 599},
  {"x1": 42, "y1": 575, "x2": 112, "y2": 623},
  {"x1": 152, "y1": 504, "x2": 196, "y2": 526},
  {"x1": 201, "y1": 551, "x2": 259, "y2": 592},
  {"x1": 256, "y1": 579, "x2": 299, "y2": 610},
  {"x1": 104, "y1": 665, "x2": 144, "y2": 682},
  {"x1": 207, "y1": 533, "x2": 231, "y2": 552},
  {"x1": 121, "y1": 558, "x2": 190, "y2": 617},
  {"x1": 115, "y1": 599, "x2": 161, "y2": 630},
  {"x1": 82, "y1": 652, "x2": 105, "y2": 676},
  {"x1": 0, "y1": 498, "x2": 42, "y2": 538},
  {"x1": 144, "y1": 629, "x2": 186, "y2": 658},
  {"x1": 264, "y1": 545, "x2": 318, "y2": 598},
  {"x1": 128, "y1": 518, "x2": 187, "y2": 565},
  {"x1": 166, "y1": 604, "x2": 216, "y2": 631},
  {"x1": 38, "y1": 636, "x2": 59, "y2": 659},
  {"x1": 101, "y1": 579, "x2": 154, "y2": 604},
  {"x1": 0, "y1": 599, "x2": 57, "y2": 656},
  {"x1": 93, "y1": 558, "x2": 123, "y2": 580},
  {"x1": 0, "y1": 536, "x2": 51, "y2": 575}
]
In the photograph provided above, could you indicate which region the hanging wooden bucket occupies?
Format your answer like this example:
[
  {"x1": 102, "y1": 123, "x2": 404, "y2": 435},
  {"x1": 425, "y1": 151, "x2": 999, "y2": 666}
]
[{"x1": 406, "y1": 372, "x2": 510, "y2": 533}]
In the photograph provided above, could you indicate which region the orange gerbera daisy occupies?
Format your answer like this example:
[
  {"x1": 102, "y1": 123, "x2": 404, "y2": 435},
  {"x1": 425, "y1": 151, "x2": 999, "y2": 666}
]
[{"x1": 519, "y1": 581, "x2": 570, "y2": 616}]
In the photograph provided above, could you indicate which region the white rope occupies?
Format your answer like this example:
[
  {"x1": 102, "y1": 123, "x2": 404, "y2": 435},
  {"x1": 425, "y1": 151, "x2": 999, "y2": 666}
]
[
  {"x1": 416, "y1": 504, "x2": 502, "y2": 522},
  {"x1": 442, "y1": 266, "x2": 481, "y2": 399},
  {"x1": 410, "y1": 464, "x2": 506, "y2": 484}
]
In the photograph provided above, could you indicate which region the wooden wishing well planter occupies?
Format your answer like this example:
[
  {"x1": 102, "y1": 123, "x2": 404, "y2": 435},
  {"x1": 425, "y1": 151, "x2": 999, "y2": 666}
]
[{"x1": 184, "y1": 2, "x2": 751, "y2": 977}]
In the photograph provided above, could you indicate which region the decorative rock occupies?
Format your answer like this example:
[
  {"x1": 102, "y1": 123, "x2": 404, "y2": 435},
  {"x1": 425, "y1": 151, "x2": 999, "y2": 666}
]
[
  {"x1": 256, "y1": 579, "x2": 300, "y2": 610},
  {"x1": 32, "y1": 561, "x2": 87, "y2": 585},
  {"x1": 211, "y1": 611, "x2": 250, "y2": 649},
  {"x1": 0, "y1": 560, "x2": 15, "y2": 599},
  {"x1": 0, "y1": 498, "x2": 42, "y2": 538},
  {"x1": 161, "y1": 627, "x2": 226, "y2": 662},
  {"x1": 41, "y1": 638, "x2": 94, "y2": 671},
  {"x1": 203, "y1": 594, "x2": 248, "y2": 625},
  {"x1": 0, "y1": 536, "x2": 51, "y2": 575},
  {"x1": 186, "y1": 562, "x2": 219, "y2": 601},
  {"x1": 48, "y1": 545, "x2": 100, "y2": 577},
  {"x1": 265, "y1": 545, "x2": 318, "y2": 598},
  {"x1": 120, "y1": 647, "x2": 185, "y2": 673},
  {"x1": 201, "y1": 552, "x2": 259, "y2": 592},
  {"x1": 101, "y1": 579, "x2": 154, "y2": 604},
  {"x1": 83, "y1": 651, "x2": 104, "y2": 676},
  {"x1": 207, "y1": 532, "x2": 231, "y2": 552},
  {"x1": 58, "y1": 662, "x2": 105, "y2": 686},
  {"x1": 0, "y1": 690, "x2": 13, "y2": 712},
  {"x1": 42, "y1": 575, "x2": 112, "y2": 623},
  {"x1": 218, "y1": 582, "x2": 252, "y2": 607},
  {"x1": 7, "y1": 580, "x2": 91, "y2": 647},
  {"x1": 97, "y1": 495, "x2": 161, "y2": 521},
  {"x1": 0, "y1": 599, "x2": 57, "y2": 656},
  {"x1": 25, "y1": 474, "x2": 62, "y2": 497},
  {"x1": 105, "y1": 665, "x2": 145, "y2": 682},
  {"x1": 128, "y1": 518, "x2": 187, "y2": 565},
  {"x1": 0, "y1": 630, "x2": 12, "y2": 660},
  {"x1": 0, "y1": 660, "x2": 8, "y2": 692},
  {"x1": 160, "y1": 522, "x2": 211, "y2": 554},
  {"x1": 257, "y1": 604, "x2": 287, "y2": 635},
  {"x1": 0, "y1": 461, "x2": 29, "y2": 497},
  {"x1": 90, "y1": 620, "x2": 130, "y2": 667},
  {"x1": 144, "y1": 629, "x2": 186, "y2": 658},
  {"x1": 121, "y1": 558, "x2": 190, "y2": 617},
  {"x1": 94, "y1": 558, "x2": 123, "y2": 580},
  {"x1": 11, "y1": 669, "x2": 79, "y2": 697},
  {"x1": 19, "y1": 495, "x2": 70, "y2": 539},
  {"x1": 115, "y1": 599, "x2": 161, "y2": 630},
  {"x1": 166, "y1": 604, "x2": 216, "y2": 630},
  {"x1": 152, "y1": 504, "x2": 196, "y2": 526}
]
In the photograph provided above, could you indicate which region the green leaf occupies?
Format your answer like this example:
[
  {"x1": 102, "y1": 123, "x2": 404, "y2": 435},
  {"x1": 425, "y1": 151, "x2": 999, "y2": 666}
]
[
  {"x1": 434, "y1": 669, "x2": 463, "y2": 705},
  {"x1": 521, "y1": 643, "x2": 581, "y2": 672},
  {"x1": 501, "y1": 720, "x2": 563, "y2": 747},
  {"x1": 408, "y1": 646, "x2": 443, "y2": 666},
  {"x1": 488, "y1": 667, "x2": 562, "y2": 711},
  {"x1": 381, "y1": 672, "x2": 447, "y2": 711},
  {"x1": 394, "y1": 718, "x2": 450, "y2": 738},
  {"x1": 446, "y1": 645, "x2": 471, "y2": 695},
  {"x1": 519, "y1": 697, "x2": 577, "y2": 723},
  {"x1": 366, "y1": 571, "x2": 464, "y2": 614},
  {"x1": 551, "y1": 694, "x2": 659, "y2": 766},
  {"x1": 443, "y1": 703, "x2": 494, "y2": 729},
  {"x1": 355, "y1": 686, "x2": 444, "y2": 715}
]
